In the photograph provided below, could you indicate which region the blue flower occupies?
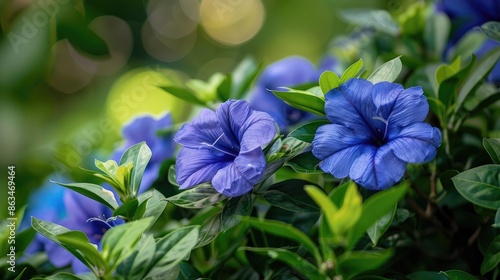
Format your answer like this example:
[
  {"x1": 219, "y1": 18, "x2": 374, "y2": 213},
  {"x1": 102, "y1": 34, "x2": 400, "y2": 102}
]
[
  {"x1": 438, "y1": 0, "x2": 500, "y2": 44},
  {"x1": 174, "y1": 100, "x2": 277, "y2": 197},
  {"x1": 312, "y1": 79, "x2": 442, "y2": 190},
  {"x1": 112, "y1": 112, "x2": 174, "y2": 193},
  {"x1": 249, "y1": 56, "x2": 325, "y2": 132},
  {"x1": 438, "y1": 0, "x2": 500, "y2": 82},
  {"x1": 25, "y1": 178, "x2": 120, "y2": 273}
]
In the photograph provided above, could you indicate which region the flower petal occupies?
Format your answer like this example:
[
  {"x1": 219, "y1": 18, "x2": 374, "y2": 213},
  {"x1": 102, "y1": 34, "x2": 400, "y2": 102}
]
[
  {"x1": 312, "y1": 124, "x2": 370, "y2": 160},
  {"x1": 234, "y1": 149, "x2": 266, "y2": 184},
  {"x1": 387, "y1": 123, "x2": 442, "y2": 163},
  {"x1": 239, "y1": 111, "x2": 277, "y2": 152},
  {"x1": 387, "y1": 86, "x2": 429, "y2": 129},
  {"x1": 175, "y1": 147, "x2": 231, "y2": 189},
  {"x1": 216, "y1": 100, "x2": 253, "y2": 145},
  {"x1": 212, "y1": 163, "x2": 253, "y2": 197},
  {"x1": 319, "y1": 144, "x2": 370, "y2": 178},
  {"x1": 174, "y1": 108, "x2": 228, "y2": 149},
  {"x1": 325, "y1": 79, "x2": 376, "y2": 135},
  {"x1": 349, "y1": 145, "x2": 407, "y2": 190}
]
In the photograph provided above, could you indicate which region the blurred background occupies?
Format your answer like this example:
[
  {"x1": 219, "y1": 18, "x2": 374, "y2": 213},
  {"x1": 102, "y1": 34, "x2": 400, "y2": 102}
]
[{"x1": 0, "y1": 0, "x2": 391, "y2": 217}]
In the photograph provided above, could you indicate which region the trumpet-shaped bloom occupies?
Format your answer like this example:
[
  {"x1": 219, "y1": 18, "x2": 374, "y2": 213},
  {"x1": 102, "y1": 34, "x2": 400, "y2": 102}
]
[
  {"x1": 24, "y1": 178, "x2": 121, "y2": 273},
  {"x1": 174, "y1": 100, "x2": 276, "y2": 197},
  {"x1": 312, "y1": 79, "x2": 441, "y2": 190},
  {"x1": 111, "y1": 112, "x2": 174, "y2": 192},
  {"x1": 249, "y1": 56, "x2": 322, "y2": 132}
]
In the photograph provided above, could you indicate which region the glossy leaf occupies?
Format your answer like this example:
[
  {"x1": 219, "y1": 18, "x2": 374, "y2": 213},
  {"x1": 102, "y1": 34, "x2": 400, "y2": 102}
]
[
  {"x1": 221, "y1": 194, "x2": 253, "y2": 231},
  {"x1": 340, "y1": 9, "x2": 400, "y2": 35},
  {"x1": 116, "y1": 235, "x2": 156, "y2": 280},
  {"x1": 305, "y1": 185, "x2": 338, "y2": 236},
  {"x1": 340, "y1": 58, "x2": 364, "y2": 84},
  {"x1": 144, "y1": 226, "x2": 199, "y2": 278},
  {"x1": 347, "y1": 182, "x2": 408, "y2": 250},
  {"x1": 241, "y1": 247, "x2": 324, "y2": 280},
  {"x1": 119, "y1": 142, "x2": 152, "y2": 197},
  {"x1": 367, "y1": 56, "x2": 402, "y2": 83},
  {"x1": 167, "y1": 183, "x2": 226, "y2": 208},
  {"x1": 263, "y1": 179, "x2": 320, "y2": 212},
  {"x1": 31, "y1": 217, "x2": 103, "y2": 274},
  {"x1": 367, "y1": 205, "x2": 397, "y2": 246},
  {"x1": 135, "y1": 189, "x2": 168, "y2": 225},
  {"x1": 449, "y1": 30, "x2": 486, "y2": 60},
  {"x1": 230, "y1": 56, "x2": 260, "y2": 99},
  {"x1": 240, "y1": 217, "x2": 322, "y2": 265},
  {"x1": 494, "y1": 208, "x2": 500, "y2": 228},
  {"x1": 406, "y1": 271, "x2": 449, "y2": 280},
  {"x1": 101, "y1": 217, "x2": 154, "y2": 269},
  {"x1": 337, "y1": 249, "x2": 394, "y2": 279},
  {"x1": 483, "y1": 138, "x2": 500, "y2": 164},
  {"x1": 113, "y1": 198, "x2": 139, "y2": 219},
  {"x1": 455, "y1": 47, "x2": 500, "y2": 113},
  {"x1": 159, "y1": 86, "x2": 206, "y2": 106},
  {"x1": 481, "y1": 235, "x2": 500, "y2": 274},
  {"x1": 481, "y1": 21, "x2": 500, "y2": 42},
  {"x1": 425, "y1": 13, "x2": 450, "y2": 58},
  {"x1": 50, "y1": 181, "x2": 118, "y2": 210},
  {"x1": 442, "y1": 270, "x2": 479, "y2": 280},
  {"x1": 37, "y1": 273, "x2": 90, "y2": 280},
  {"x1": 319, "y1": 70, "x2": 340, "y2": 93},
  {"x1": 452, "y1": 165, "x2": 500, "y2": 210},
  {"x1": 271, "y1": 88, "x2": 326, "y2": 116},
  {"x1": 285, "y1": 151, "x2": 322, "y2": 174},
  {"x1": 287, "y1": 120, "x2": 330, "y2": 143},
  {"x1": 191, "y1": 209, "x2": 223, "y2": 248}
]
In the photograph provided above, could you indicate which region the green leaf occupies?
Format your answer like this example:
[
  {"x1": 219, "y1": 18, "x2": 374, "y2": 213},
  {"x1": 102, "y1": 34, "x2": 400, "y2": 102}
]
[
  {"x1": 263, "y1": 179, "x2": 320, "y2": 213},
  {"x1": 50, "y1": 181, "x2": 118, "y2": 210},
  {"x1": 116, "y1": 235, "x2": 155, "y2": 280},
  {"x1": 113, "y1": 198, "x2": 139, "y2": 219},
  {"x1": 271, "y1": 88, "x2": 326, "y2": 116},
  {"x1": 340, "y1": 9, "x2": 400, "y2": 35},
  {"x1": 367, "y1": 205, "x2": 397, "y2": 246},
  {"x1": 340, "y1": 58, "x2": 364, "y2": 84},
  {"x1": 101, "y1": 217, "x2": 154, "y2": 270},
  {"x1": 230, "y1": 56, "x2": 260, "y2": 99},
  {"x1": 119, "y1": 142, "x2": 152, "y2": 197},
  {"x1": 31, "y1": 217, "x2": 104, "y2": 274},
  {"x1": 319, "y1": 71, "x2": 340, "y2": 93},
  {"x1": 347, "y1": 182, "x2": 408, "y2": 250},
  {"x1": 481, "y1": 235, "x2": 500, "y2": 274},
  {"x1": 135, "y1": 189, "x2": 168, "y2": 225},
  {"x1": 159, "y1": 86, "x2": 206, "y2": 106},
  {"x1": 287, "y1": 120, "x2": 330, "y2": 143},
  {"x1": 167, "y1": 183, "x2": 226, "y2": 208},
  {"x1": 188, "y1": 207, "x2": 222, "y2": 248},
  {"x1": 406, "y1": 271, "x2": 449, "y2": 280},
  {"x1": 56, "y1": 231, "x2": 107, "y2": 269},
  {"x1": 448, "y1": 30, "x2": 486, "y2": 61},
  {"x1": 221, "y1": 193, "x2": 253, "y2": 231},
  {"x1": 13, "y1": 268, "x2": 26, "y2": 280},
  {"x1": 216, "y1": 74, "x2": 232, "y2": 101},
  {"x1": 240, "y1": 217, "x2": 322, "y2": 266},
  {"x1": 39, "y1": 272, "x2": 91, "y2": 280},
  {"x1": 285, "y1": 151, "x2": 322, "y2": 174},
  {"x1": 240, "y1": 247, "x2": 324, "y2": 280},
  {"x1": 144, "y1": 226, "x2": 199, "y2": 279},
  {"x1": 493, "y1": 208, "x2": 500, "y2": 228},
  {"x1": 481, "y1": 21, "x2": 500, "y2": 42},
  {"x1": 337, "y1": 249, "x2": 394, "y2": 279},
  {"x1": 484, "y1": 138, "x2": 500, "y2": 164},
  {"x1": 455, "y1": 47, "x2": 500, "y2": 114},
  {"x1": 367, "y1": 56, "x2": 402, "y2": 83},
  {"x1": 452, "y1": 165, "x2": 500, "y2": 210},
  {"x1": 442, "y1": 270, "x2": 479, "y2": 280},
  {"x1": 425, "y1": 13, "x2": 450, "y2": 58}
]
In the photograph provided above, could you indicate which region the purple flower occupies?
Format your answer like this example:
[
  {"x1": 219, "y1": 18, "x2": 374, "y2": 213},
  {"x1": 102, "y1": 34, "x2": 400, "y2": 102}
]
[
  {"x1": 112, "y1": 112, "x2": 174, "y2": 192},
  {"x1": 438, "y1": 0, "x2": 500, "y2": 44},
  {"x1": 249, "y1": 56, "x2": 323, "y2": 132},
  {"x1": 25, "y1": 179, "x2": 120, "y2": 273},
  {"x1": 312, "y1": 79, "x2": 441, "y2": 190},
  {"x1": 174, "y1": 100, "x2": 276, "y2": 197}
]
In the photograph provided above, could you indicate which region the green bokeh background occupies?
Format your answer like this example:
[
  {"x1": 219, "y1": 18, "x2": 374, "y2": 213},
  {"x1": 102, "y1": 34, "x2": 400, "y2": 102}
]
[{"x1": 0, "y1": 0, "x2": 389, "y2": 218}]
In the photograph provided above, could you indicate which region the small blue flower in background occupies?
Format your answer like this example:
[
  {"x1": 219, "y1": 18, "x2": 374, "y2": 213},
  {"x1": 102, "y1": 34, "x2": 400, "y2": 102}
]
[
  {"x1": 438, "y1": 0, "x2": 500, "y2": 82},
  {"x1": 112, "y1": 112, "x2": 174, "y2": 193},
  {"x1": 174, "y1": 100, "x2": 276, "y2": 197},
  {"x1": 249, "y1": 56, "x2": 326, "y2": 132},
  {"x1": 24, "y1": 178, "x2": 120, "y2": 273},
  {"x1": 312, "y1": 79, "x2": 441, "y2": 190}
]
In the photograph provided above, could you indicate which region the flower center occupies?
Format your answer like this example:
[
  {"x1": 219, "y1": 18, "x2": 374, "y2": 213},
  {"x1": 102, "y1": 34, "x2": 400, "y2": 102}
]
[
  {"x1": 202, "y1": 133, "x2": 239, "y2": 157},
  {"x1": 371, "y1": 116, "x2": 389, "y2": 147}
]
